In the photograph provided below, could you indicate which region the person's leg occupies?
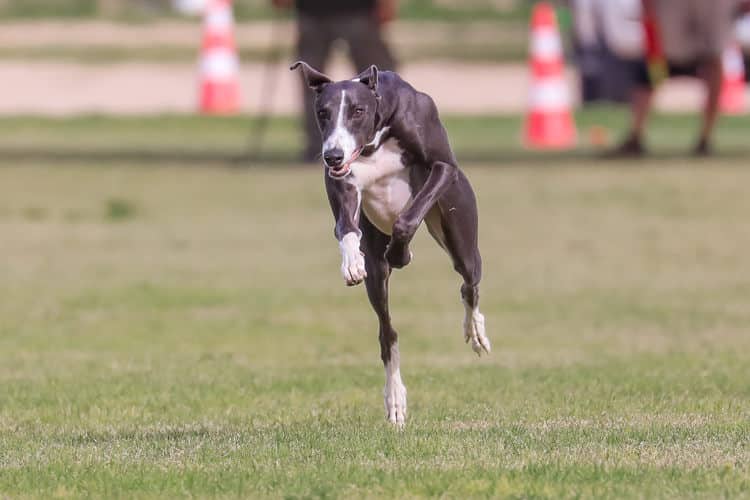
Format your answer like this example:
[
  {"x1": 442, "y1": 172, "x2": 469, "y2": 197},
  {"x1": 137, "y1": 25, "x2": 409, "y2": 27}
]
[
  {"x1": 691, "y1": 0, "x2": 734, "y2": 155},
  {"x1": 694, "y1": 55, "x2": 723, "y2": 155},
  {"x1": 339, "y1": 12, "x2": 397, "y2": 72},
  {"x1": 607, "y1": 62, "x2": 653, "y2": 157},
  {"x1": 614, "y1": 0, "x2": 688, "y2": 156},
  {"x1": 296, "y1": 14, "x2": 334, "y2": 162},
  {"x1": 610, "y1": 0, "x2": 689, "y2": 157},
  {"x1": 628, "y1": 86, "x2": 654, "y2": 144}
]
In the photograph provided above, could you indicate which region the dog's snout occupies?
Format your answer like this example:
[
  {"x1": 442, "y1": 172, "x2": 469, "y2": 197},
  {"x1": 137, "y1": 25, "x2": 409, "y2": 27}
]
[{"x1": 323, "y1": 148, "x2": 345, "y2": 168}]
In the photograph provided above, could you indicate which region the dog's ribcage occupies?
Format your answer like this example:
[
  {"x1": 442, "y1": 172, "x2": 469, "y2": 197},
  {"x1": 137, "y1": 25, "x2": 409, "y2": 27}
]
[{"x1": 347, "y1": 138, "x2": 412, "y2": 236}]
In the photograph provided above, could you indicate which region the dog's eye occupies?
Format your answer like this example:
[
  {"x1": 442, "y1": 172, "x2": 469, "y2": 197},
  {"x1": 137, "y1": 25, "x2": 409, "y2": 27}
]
[
  {"x1": 317, "y1": 110, "x2": 329, "y2": 120},
  {"x1": 353, "y1": 108, "x2": 365, "y2": 117}
]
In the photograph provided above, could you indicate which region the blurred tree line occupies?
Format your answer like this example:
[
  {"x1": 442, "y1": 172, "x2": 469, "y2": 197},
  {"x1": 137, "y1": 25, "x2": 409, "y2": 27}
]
[{"x1": 0, "y1": 0, "x2": 531, "y2": 21}]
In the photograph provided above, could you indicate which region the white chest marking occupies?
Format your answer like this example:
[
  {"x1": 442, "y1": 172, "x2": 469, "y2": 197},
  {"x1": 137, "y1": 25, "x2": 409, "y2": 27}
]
[{"x1": 346, "y1": 138, "x2": 412, "y2": 235}]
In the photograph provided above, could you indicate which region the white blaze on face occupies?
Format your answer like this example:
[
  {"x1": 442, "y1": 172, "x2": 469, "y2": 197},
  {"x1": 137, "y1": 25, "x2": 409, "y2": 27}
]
[{"x1": 323, "y1": 89, "x2": 357, "y2": 162}]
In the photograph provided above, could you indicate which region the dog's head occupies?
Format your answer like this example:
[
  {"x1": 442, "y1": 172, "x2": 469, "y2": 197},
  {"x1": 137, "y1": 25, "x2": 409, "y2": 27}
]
[{"x1": 291, "y1": 61, "x2": 381, "y2": 178}]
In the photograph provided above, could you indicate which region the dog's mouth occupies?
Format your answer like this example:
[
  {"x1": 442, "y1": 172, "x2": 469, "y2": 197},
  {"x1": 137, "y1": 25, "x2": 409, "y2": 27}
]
[{"x1": 327, "y1": 147, "x2": 363, "y2": 179}]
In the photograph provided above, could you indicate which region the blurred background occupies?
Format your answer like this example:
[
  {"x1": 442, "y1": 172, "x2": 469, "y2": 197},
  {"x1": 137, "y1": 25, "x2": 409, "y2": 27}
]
[{"x1": 0, "y1": 0, "x2": 747, "y2": 162}]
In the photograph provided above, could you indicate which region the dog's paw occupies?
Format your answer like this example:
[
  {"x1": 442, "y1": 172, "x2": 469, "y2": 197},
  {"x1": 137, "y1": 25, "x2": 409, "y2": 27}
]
[
  {"x1": 339, "y1": 232, "x2": 367, "y2": 286},
  {"x1": 464, "y1": 308, "x2": 491, "y2": 356},
  {"x1": 342, "y1": 253, "x2": 367, "y2": 286},
  {"x1": 384, "y1": 377, "x2": 407, "y2": 426},
  {"x1": 385, "y1": 242, "x2": 412, "y2": 269}
]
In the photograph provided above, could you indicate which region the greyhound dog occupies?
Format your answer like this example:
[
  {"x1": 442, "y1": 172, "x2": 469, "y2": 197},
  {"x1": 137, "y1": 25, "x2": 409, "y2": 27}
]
[{"x1": 291, "y1": 61, "x2": 491, "y2": 425}]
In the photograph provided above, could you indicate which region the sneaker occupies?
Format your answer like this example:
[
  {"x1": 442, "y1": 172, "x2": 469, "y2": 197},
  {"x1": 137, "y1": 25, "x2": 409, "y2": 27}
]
[
  {"x1": 603, "y1": 135, "x2": 645, "y2": 158},
  {"x1": 692, "y1": 138, "x2": 712, "y2": 157}
]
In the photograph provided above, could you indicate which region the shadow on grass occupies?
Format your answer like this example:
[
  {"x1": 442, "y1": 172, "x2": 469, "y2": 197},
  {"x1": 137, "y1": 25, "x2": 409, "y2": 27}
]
[
  {"x1": 61, "y1": 426, "x2": 226, "y2": 445},
  {"x1": 0, "y1": 147, "x2": 748, "y2": 167}
]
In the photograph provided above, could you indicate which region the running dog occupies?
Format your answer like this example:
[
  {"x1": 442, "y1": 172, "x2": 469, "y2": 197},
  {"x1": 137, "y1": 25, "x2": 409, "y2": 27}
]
[{"x1": 291, "y1": 61, "x2": 491, "y2": 425}]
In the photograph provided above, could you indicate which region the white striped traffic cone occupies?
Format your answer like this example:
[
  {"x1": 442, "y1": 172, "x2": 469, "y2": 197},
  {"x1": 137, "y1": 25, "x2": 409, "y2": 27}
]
[
  {"x1": 198, "y1": 0, "x2": 241, "y2": 114},
  {"x1": 719, "y1": 43, "x2": 746, "y2": 115},
  {"x1": 524, "y1": 2, "x2": 576, "y2": 149}
]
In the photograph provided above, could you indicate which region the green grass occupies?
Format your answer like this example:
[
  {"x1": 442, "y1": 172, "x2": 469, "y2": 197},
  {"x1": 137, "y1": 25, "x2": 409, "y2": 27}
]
[
  {"x1": 1, "y1": 115, "x2": 750, "y2": 497},
  {"x1": 1, "y1": 109, "x2": 750, "y2": 163}
]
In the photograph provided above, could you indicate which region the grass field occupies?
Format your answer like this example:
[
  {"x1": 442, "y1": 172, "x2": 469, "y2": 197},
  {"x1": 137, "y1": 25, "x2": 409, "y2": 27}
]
[
  {"x1": 1, "y1": 114, "x2": 750, "y2": 497},
  {"x1": 2, "y1": 109, "x2": 750, "y2": 162}
]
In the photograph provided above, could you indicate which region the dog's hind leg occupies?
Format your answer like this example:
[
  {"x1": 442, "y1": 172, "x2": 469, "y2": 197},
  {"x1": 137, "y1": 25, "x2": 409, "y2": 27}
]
[
  {"x1": 428, "y1": 171, "x2": 491, "y2": 356},
  {"x1": 361, "y1": 215, "x2": 407, "y2": 425}
]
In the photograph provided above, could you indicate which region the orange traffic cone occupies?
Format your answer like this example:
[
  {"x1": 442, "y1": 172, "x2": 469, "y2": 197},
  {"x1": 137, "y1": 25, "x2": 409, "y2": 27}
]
[
  {"x1": 198, "y1": 0, "x2": 241, "y2": 114},
  {"x1": 719, "y1": 43, "x2": 746, "y2": 115},
  {"x1": 524, "y1": 2, "x2": 576, "y2": 149}
]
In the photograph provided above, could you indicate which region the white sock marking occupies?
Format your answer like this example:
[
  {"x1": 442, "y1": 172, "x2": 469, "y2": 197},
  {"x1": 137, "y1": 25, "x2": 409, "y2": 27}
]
[
  {"x1": 463, "y1": 301, "x2": 491, "y2": 356},
  {"x1": 384, "y1": 343, "x2": 407, "y2": 426},
  {"x1": 339, "y1": 231, "x2": 366, "y2": 286}
]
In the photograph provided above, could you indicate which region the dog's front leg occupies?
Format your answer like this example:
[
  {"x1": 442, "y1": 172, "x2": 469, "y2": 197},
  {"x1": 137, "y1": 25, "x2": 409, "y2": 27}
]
[
  {"x1": 325, "y1": 173, "x2": 366, "y2": 286},
  {"x1": 386, "y1": 161, "x2": 458, "y2": 268}
]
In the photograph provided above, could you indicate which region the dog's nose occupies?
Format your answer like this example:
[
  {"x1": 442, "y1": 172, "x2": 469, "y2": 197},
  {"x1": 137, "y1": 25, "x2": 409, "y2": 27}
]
[{"x1": 323, "y1": 148, "x2": 344, "y2": 168}]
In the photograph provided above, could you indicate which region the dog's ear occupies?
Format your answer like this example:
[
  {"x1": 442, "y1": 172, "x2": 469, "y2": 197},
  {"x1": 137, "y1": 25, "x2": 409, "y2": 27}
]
[
  {"x1": 355, "y1": 65, "x2": 379, "y2": 94},
  {"x1": 290, "y1": 61, "x2": 332, "y2": 93}
]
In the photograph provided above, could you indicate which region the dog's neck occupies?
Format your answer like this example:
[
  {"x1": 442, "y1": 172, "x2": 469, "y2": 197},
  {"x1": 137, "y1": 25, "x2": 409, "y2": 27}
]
[
  {"x1": 362, "y1": 85, "x2": 401, "y2": 157},
  {"x1": 361, "y1": 126, "x2": 392, "y2": 157}
]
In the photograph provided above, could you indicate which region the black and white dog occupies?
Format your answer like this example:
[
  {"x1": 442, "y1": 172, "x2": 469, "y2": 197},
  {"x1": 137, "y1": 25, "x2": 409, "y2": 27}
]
[{"x1": 291, "y1": 61, "x2": 491, "y2": 425}]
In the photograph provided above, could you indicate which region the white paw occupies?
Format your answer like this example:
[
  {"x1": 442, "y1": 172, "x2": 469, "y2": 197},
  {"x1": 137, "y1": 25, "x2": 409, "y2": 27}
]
[
  {"x1": 384, "y1": 377, "x2": 407, "y2": 426},
  {"x1": 464, "y1": 308, "x2": 491, "y2": 356},
  {"x1": 339, "y1": 232, "x2": 367, "y2": 286}
]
